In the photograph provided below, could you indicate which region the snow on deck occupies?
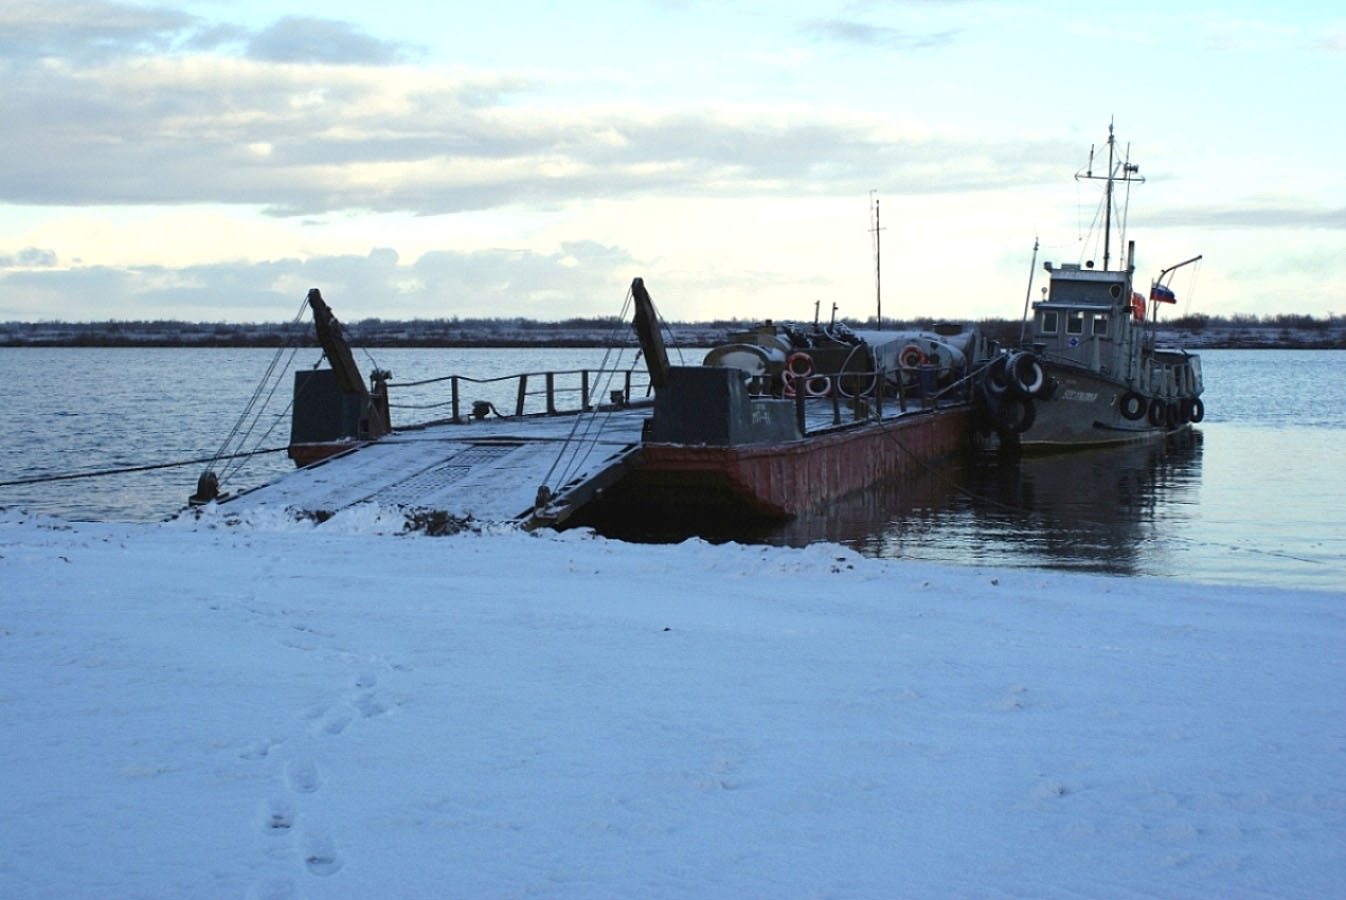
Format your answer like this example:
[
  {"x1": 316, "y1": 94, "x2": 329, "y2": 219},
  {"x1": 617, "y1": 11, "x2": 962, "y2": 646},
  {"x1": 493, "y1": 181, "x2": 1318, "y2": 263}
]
[
  {"x1": 227, "y1": 406, "x2": 650, "y2": 524},
  {"x1": 224, "y1": 397, "x2": 917, "y2": 525}
]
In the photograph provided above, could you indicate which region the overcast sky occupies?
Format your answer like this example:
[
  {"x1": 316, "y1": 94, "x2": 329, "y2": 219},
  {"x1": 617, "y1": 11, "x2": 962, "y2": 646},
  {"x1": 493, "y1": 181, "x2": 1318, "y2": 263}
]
[{"x1": 1, "y1": 0, "x2": 1342, "y2": 323}]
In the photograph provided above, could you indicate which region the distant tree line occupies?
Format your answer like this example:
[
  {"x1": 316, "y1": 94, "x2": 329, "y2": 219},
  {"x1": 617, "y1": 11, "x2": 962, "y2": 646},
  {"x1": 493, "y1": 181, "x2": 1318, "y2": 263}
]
[{"x1": 0, "y1": 312, "x2": 1342, "y2": 348}]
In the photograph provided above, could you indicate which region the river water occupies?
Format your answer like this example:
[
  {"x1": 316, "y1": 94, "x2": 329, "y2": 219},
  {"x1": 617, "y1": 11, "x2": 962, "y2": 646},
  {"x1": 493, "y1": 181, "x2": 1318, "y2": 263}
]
[{"x1": 1, "y1": 346, "x2": 1342, "y2": 592}]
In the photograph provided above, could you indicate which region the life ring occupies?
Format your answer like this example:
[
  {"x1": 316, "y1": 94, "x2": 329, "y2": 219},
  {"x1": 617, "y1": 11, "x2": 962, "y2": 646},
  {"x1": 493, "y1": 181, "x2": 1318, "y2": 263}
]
[
  {"x1": 1147, "y1": 397, "x2": 1166, "y2": 427},
  {"x1": 805, "y1": 374, "x2": 831, "y2": 397},
  {"x1": 1008, "y1": 352, "x2": 1045, "y2": 396},
  {"x1": 1119, "y1": 391, "x2": 1147, "y2": 421},
  {"x1": 899, "y1": 344, "x2": 927, "y2": 369},
  {"x1": 786, "y1": 352, "x2": 814, "y2": 378},
  {"x1": 1184, "y1": 396, "x2": 1205, "y2": 423},
  {"x1": 983, "y1": 355, "x2": 1011, "y2": 396}
]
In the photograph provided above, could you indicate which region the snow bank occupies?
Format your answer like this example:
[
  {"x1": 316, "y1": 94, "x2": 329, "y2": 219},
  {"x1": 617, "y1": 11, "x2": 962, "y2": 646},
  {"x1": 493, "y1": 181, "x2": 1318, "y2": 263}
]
[{"x1": 2, "y1": 509, "x2": 1342, "y2": 899}]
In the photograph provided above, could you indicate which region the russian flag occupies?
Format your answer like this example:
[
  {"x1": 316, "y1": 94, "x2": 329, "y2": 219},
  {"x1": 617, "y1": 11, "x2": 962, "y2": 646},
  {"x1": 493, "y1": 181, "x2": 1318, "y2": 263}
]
[{"x1": 1150, "y1": 283, "x2": 1177, "y2": 303}]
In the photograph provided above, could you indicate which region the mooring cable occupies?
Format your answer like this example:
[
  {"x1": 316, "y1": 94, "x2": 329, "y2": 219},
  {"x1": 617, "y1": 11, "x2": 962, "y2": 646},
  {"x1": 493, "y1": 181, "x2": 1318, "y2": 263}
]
[
  {"x1": 0, "y1": 447, "x2": 289, "y2": 489},
  {"x1": 538, "y1": 286, "x2": 638, "y2": 497},
  {"x1": 207, "y1": 295, "x2": 310, "y2": 476},
  {"x1": 216, "y1": 342, "x2": 307, "y2": 487}
]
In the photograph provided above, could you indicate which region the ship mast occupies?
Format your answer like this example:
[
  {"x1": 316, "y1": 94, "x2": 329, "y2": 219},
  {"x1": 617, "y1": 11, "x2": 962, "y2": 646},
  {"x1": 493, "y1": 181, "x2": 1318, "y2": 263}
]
[
  {"x1": 870, "y1": 191, "x2": 885, "y2": 329},
  {"x1": 1076, "y1": 120, "x2": 1144, "y2": 272}
]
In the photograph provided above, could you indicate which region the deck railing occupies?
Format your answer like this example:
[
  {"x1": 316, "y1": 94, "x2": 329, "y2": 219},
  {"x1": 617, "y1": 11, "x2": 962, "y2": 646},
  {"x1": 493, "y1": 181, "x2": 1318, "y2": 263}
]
[
  {"x1": 380, "y1": 361, "x2": 961, "y2": 435},
  {"x1": 385, "y1": 367, "x2": 654, "y2": 426}
]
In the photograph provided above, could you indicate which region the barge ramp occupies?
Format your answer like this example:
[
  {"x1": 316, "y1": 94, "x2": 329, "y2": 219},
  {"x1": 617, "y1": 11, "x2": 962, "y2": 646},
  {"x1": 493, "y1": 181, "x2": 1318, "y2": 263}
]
[{"x1": 220, "y1": 406, "x2": 649, "y2": 529}]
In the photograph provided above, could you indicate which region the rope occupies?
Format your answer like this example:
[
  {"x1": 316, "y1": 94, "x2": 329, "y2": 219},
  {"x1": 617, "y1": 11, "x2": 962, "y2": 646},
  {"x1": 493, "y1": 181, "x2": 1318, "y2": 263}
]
[
  {"x1": 215, "y1": 343, "x2": 307, "y2": 487},
  {"x1": 207, "y1": 295, "x2": 309, "y2": 481},
  {"x1": 538, "y1": 285, "x2": 639, "y2": 497},
  {"x1": 0, "y1": 447, "x2": 289, "y2": 489},
  {"x1": 1182, "y1": 258, "x2": 1202, "y2": 318},
  {"x1": 218, "y1": 374, "x2": 301, "y2": 487}
]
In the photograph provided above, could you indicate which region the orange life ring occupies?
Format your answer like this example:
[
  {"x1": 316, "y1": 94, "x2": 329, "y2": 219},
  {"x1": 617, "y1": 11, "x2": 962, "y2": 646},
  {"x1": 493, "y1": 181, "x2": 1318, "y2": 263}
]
[
  {"x1": 899, "y1": 344, "x2": 927, "y2": 369},
  {"x1": 786, "y1": 352, "x2": 814, "y2": 378}
]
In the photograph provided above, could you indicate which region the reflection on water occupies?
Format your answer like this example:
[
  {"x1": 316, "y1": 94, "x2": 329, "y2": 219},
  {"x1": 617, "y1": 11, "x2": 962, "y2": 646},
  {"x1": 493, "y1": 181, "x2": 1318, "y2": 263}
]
[
  {"x1": 592, "y1": 431, "x2": 1205, "y2": 578},
  {"x1": 843, "y1": 430, "x2": 1204, "y2": 575}
]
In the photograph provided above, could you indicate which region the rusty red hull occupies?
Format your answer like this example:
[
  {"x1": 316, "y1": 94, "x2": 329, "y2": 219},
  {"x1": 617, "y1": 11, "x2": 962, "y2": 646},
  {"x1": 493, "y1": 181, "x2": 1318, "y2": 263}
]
[
  {"x1": 287, "y1": 441, "x2": 362, "y2": 468},
  {"x1": 634, "y1": 406, "x2": 971, "y2": 518}
]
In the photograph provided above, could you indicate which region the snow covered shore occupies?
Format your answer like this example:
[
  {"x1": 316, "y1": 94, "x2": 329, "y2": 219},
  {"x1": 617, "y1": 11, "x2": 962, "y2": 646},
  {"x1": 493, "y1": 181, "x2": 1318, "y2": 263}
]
[{"x1": 2, "y1": 506, "x2": 1342, "y2": 899}]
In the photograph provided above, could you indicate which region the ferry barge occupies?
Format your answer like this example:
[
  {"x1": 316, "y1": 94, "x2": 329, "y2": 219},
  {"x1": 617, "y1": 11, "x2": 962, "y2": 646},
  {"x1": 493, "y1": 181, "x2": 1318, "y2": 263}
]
[{"x1": 198, "y1": 279, "x2": 987, "y2": 528}]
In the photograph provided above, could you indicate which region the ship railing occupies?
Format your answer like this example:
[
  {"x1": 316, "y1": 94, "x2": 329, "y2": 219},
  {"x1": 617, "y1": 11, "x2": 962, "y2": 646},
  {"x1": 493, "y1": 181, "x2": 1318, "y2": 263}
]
[
  {"x1": 384, "y1": 367, "x2": 654, "y2": 425},
  {"x1": 768, "y1": 364, "x2": 969, "y2": 434},
  {"x1": 1143, "y1": 361, "x2": 1182, "y2": 400}
]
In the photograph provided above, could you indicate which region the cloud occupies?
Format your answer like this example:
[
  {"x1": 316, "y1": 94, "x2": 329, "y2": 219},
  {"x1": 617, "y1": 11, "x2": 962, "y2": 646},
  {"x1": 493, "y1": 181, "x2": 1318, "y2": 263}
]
[
  {"x1": 0, "y1": 0, "x2": 196, "y2": 60},
  {"x1": 1145, "y1": 204, "x2": 1346, "y2": 230},
  {"x1": 0, "y1": 43, "x2": 1065, "y2": 217},
  {"x1": 802, "y1": 18, "x2": 960, "y2": 50},
  {"x1": 0, "y1": 1, "x2": 1063, "y2": 222},
  {"x1": 1314, "y1": 30, "x2": 1346, "y2": 53},
  {"x1": 0, "y1": 247, "x2": 58, "y2": 267},
  {"x1": 245, "y1": 15, "x2": 418, "y2": 65},
  {"x1": 0, "y1": 243, "x2": 642, "y2": 321},
  {"x1": 0, "y1": 1, "x2": 414, "y2": 64}
]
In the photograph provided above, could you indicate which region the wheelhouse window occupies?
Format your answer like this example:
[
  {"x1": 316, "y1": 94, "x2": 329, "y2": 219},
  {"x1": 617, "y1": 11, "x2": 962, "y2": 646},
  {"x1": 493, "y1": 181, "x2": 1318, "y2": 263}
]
[
  {"x1": 1066, "y1": 311, "x2": 1085, "y2": 335},
  {"x1": 1092, "y1": 313, "x2": 1109, "y2": 336},
  {"x1": 1040, "y1": 310, "x2": 1059, "y2": 334}
]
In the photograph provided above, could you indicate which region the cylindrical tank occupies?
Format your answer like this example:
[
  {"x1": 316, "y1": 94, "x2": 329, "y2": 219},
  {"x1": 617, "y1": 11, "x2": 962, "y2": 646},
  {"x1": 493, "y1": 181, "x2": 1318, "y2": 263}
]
[{"x1": 703, "y1": 342, "x2": 787, "y2": 377}]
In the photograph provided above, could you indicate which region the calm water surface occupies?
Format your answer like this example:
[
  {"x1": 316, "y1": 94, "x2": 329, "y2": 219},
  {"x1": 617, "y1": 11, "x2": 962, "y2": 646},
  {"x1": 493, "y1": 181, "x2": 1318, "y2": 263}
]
[{"x1": 1, "y1": 346, "x2": 1342, "y2": 592}]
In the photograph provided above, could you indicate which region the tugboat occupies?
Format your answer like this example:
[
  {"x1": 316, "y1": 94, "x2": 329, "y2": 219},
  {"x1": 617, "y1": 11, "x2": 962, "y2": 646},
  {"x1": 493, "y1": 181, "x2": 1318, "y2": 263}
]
[{"x1": 976, "y1": 122, "x2": 1206, "y2": 451}]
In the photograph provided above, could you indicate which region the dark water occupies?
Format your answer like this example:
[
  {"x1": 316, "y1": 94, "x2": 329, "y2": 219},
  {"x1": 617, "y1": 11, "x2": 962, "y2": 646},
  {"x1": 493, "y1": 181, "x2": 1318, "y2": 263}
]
[{"x1": 1, "y1": 347, "x2": 1342, "y2": 592}]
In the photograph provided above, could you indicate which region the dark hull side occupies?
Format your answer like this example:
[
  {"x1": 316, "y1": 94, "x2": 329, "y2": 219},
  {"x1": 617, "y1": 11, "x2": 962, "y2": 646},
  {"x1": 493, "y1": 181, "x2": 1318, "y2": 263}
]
[
  {"x1": 615, "y1": 405, "x2": 971, "y2": 519},
  {"x1": 1021, "y1": 365, "x2": 1188, "y2": 452},
  {"x1": 287, "y1": 441, "x2": 364, "y2": 468}
]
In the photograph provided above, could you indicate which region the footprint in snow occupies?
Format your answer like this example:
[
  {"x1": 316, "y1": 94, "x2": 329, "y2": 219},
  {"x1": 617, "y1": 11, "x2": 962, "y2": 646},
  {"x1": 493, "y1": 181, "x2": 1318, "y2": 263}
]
[
  {"x1": 285, "y1": 759, "x2": 321, "y2": 794},
  {"x1": 239, "y1": 738, "x2": 282, "y2": 760},
  {"x1": 320, "y1": 712, "x2": 353, "y2": 736},
  {"x1": 259, "y1": 798, "x2": 296, "y2": 835},
  {"x1": 303, "y1": 831, "x2": 343, "y2": 876},
  {"x1": 352, "y1": 691, "x2": 388, "y2": 719},
  {"x1": 354, "y1": 672, "x2": 377, "y2": 689},
  {"x1": 299, "y1": 701, "x2": 329, "y2": 721}
]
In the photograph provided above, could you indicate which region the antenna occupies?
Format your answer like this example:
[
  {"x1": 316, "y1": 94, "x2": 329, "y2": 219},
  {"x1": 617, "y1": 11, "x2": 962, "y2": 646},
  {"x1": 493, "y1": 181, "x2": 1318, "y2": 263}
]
[
  {"x1": 869, "y1": 191, "x2": 886, "y2": 329},
  {"x1": 1075, "y1": 120, "x2": 1144, "y2": 272},
  {"x1": 1018, "y1": 237, "x2": 1041, "y2": 345}
]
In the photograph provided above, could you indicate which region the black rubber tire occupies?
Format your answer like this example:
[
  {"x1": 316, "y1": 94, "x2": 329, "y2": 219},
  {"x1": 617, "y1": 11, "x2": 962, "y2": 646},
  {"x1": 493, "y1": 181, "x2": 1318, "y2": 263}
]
[
  {"x1": 1120, "y1": 391, "x2": 1147, "y2": 421},
  {"x1": 1009, "y1": 352, "x2": 1045, "y2": 397},
  {"x1": 984, "y1": 355, "x2": 1011, "y2": 396}
]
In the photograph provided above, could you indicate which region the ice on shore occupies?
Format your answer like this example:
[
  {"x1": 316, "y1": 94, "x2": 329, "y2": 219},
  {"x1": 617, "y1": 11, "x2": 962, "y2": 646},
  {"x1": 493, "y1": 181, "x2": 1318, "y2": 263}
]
[{"x1": 2, "y1": 505, "x2": 1343, "y2": 898}]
